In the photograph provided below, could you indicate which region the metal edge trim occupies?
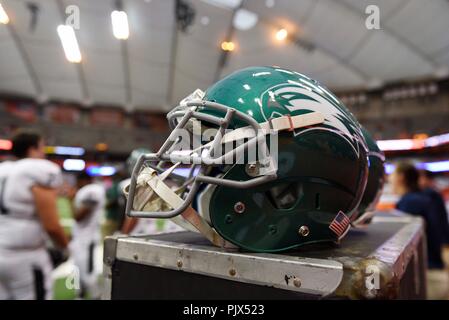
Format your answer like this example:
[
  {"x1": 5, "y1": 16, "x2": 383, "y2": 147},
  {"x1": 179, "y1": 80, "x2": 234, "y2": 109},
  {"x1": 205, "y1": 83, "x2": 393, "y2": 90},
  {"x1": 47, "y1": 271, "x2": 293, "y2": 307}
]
[
  {"x1": 369, "y1": 216, "x2": 424, "y2": 280},
  {"x1": 114, "y1": 237, "x2": 344, "y2": 297}
]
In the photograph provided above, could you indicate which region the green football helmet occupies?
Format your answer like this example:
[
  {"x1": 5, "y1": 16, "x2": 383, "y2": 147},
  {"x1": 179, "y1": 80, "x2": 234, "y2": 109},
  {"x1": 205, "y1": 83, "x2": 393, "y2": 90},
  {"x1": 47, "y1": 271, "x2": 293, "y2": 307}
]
[{"x1": 125, "y1": 66, "x2": 374, "y2": 252}]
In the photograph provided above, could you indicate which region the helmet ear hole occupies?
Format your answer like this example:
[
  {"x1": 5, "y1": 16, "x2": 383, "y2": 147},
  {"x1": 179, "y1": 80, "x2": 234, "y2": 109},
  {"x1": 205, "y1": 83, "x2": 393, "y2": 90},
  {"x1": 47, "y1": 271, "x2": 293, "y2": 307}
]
[
  {"x1": 315, "y1": 193, "x2": 321, "y2": 210},
  {"x1": 265, "y1": 182, "x2": 302, "y2": 210}
]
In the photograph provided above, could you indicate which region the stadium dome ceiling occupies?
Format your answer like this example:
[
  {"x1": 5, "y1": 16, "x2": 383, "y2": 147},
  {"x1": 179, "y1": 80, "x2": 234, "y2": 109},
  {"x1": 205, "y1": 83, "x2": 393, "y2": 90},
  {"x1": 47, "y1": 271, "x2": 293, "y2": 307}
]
[{"x1": 0, "y1": 0, "x2": 448, "y2": 111}]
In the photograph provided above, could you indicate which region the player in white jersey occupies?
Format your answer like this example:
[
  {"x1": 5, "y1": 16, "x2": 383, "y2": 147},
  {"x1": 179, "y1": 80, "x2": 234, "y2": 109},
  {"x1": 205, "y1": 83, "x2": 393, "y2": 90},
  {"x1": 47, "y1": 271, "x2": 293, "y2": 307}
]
[
  {"x1": 0, "y1": 131, "x2": 69, "y2": 300},
  {"x1": 69, "y1": 171, "x2": 105, "y2": 299}
]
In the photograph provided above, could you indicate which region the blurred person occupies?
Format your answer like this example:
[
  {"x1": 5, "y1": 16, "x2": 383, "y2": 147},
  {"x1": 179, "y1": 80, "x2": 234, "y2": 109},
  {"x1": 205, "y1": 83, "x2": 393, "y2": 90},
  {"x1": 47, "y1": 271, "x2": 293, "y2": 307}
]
[
  {"x1": 103, "y1": 170, "x2": 127, "y2": 238},
  {"x1": 0, "y1": 130, "x2": 69, "y2": 300},
  {"x1": 69, "y1": 171, "x2": 105, "y2": 299},
  {"x1": 391, "y1": 162, "x2": 448, "y2": 299},
  {"x1": 419, "y1": 170, "x2": 449, "y2": 245},
  {"x1": 391, "y1": 162, "x2": 444, "y2": 269}
]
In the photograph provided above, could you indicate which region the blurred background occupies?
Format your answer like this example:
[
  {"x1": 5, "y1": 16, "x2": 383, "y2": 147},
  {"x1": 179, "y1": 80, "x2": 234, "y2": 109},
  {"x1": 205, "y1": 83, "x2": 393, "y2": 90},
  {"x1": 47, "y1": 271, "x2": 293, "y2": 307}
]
[{"x1": 0, "y1": 0, "x2": 448, "y2": 299}]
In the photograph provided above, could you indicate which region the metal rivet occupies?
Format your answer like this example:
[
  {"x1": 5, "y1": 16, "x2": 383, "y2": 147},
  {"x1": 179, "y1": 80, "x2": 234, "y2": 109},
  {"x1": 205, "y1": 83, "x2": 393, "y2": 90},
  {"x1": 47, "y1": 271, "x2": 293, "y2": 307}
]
[
  {"x1": 133, "y1": 254, "x2": 139, "y2": 261},
  {"x1": 293, "y1": 277, "x2": 301, "y2": 288},
  {"x1": 229, "y1": 268, "x2": 236, "y2": 276},
  {"x1": 298, "y1": 226, "x2": 310, "y2": 237},
  {"x1": 177, "y1": 260, "x2": 183, "y2": 268},
  {"x1": 225, "y1": 214, "x2": 233, "y2": 224},
  {"x1": 234, "y1": 202, "x2": 246, "y2": 214},
  {"x1": 269, "y1": 225, "x2": 277, "y2": 235}
]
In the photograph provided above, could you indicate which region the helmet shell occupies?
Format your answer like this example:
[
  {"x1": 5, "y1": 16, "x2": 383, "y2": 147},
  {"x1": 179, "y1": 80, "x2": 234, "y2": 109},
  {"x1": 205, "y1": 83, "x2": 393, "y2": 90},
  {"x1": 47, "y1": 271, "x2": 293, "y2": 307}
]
[
  {"x1": 356, "y1": 127, "x2": 385, "y2": 217},
  {"x1": 198, "y1": 66, "x2": 370, "y2": 252}
]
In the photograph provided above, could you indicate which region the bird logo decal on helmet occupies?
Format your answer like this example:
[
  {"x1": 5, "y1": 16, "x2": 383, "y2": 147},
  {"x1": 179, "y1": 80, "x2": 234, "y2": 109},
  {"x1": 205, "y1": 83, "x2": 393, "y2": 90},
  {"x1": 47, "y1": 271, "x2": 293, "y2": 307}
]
[{"x1": 260, "y1": 82, "x2": 366, "y2": 158}]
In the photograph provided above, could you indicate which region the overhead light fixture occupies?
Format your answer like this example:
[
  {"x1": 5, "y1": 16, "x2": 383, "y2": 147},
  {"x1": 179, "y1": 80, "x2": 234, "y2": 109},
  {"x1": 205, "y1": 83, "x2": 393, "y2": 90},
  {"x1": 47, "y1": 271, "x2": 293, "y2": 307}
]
[
  {"x1": 265, "y1": 0, "x2": 275, "y2": 8},
  {"x1": 233, "y1": 8, "x2": 258, "y2": 31},
  {"x1": 275, "y1": 28, "x2": 288, "y2": 41},
  {"x1": 57, "y1": 25, "x2": 82, "y2": 63},
  {"x1": 96, "y1": 142, "x2": 109, "y2": 151},
  {"x1": 221, "y1": 41, "x2": 235, "y2": 52},
  {"x1": 63, "y1": 159, "x2": 86, "y2": 171},
  {"x1": 0, "y1": 3, "x2": 10, "y2": 24},
  {"x1": 202, "y1": 0, "x2": 242, "y2": 10},
  {"x1": 387, "y1": 160, "x2": 449, "y2": 174},
  {"x1": 111, "y1": 10, "x2": 129, "y2": 40},
  {"x1": 87, "y1": 166, "x2": 117, "y2": 177},
  {"x1": 45, "y1": 146, "x2": 85, "y2": 156},
  {"x1": 200, "y1": 16, "x2": 210, "y2": 26}
]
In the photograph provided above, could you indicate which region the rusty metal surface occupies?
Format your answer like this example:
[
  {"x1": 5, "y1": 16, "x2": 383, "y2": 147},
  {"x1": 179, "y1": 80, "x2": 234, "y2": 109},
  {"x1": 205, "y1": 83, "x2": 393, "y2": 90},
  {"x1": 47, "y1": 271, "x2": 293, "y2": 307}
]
[{"x1": 104, "y1": 212, "x2": 426, "y2": 299}]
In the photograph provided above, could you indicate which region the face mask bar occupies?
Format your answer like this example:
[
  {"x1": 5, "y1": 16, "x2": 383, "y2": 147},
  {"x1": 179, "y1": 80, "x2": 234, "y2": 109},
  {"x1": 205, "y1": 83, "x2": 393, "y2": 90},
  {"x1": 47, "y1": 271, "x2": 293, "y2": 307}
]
[{"x1": 125, "y1": 99, "x2": 278, "y2": 220}]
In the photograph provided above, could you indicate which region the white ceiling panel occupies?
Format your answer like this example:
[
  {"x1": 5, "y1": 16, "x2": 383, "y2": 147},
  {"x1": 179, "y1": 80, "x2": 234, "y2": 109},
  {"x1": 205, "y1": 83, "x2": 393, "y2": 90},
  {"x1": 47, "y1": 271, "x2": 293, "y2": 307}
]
[
  {"x1": 171, "y1": 68, "x2": 211, "y2": 107},
  {"x1": 315, "y1": 64, "x2": 366, "y2": 90},
  {"x1": 171, "y1": 0, "x2": 233, "y2": 103},
  {"x1": 0, "y1": 35, "x2": 35, "y2": 96},
  {"x1": 83, "y1": 52, "x2": 125, "y2": 105},
  {"x1": 127, "y1": 0, "x2": 174, "y2": 108},
  {"x1": 2, "y1": 0, "x2": 82, "y2": 101},
  {"x1": 349, "y1": 30, "x2": 434, "y2": 81},
  {"x1": 131, "y1": 62, "x2": 168, "y2": 107},
  {"x1": 339, "y1": 0, "x2": 410, "y2": 18},
  {"x1": 0, "y1": 0, "x2": 447, "y2": 109},
  {"x1": 299, "y1": 0, "x2": 369, "y2": 59},
  {"x1": 384, "y1": 0, "x2": 449, "y2": 57}
]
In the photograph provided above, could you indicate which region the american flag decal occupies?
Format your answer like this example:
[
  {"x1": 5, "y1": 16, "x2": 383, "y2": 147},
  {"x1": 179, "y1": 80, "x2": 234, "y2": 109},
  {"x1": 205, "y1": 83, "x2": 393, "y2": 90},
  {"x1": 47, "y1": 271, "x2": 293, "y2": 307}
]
[{"x1": 329, "y1": 211, "x2": 350, "y2": 238}]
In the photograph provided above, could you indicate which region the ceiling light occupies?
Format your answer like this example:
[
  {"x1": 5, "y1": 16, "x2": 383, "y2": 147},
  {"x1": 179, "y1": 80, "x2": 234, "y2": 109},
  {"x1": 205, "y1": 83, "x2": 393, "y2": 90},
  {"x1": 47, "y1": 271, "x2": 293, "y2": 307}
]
[
  {"x1": 63, "y1": 159, "x2": 86, "y2": 171},
  {"x1": 0, "y1": 3, "x2": 9, "y2": 24},
  {"x1": 233, "y1": 8, "x2": 258, "y2": 31},
  {"x1": 111, "y1": 10, "x2": 129, "y2": 40},
  {"x1": 221, "y1": 41, "x2": 235, "y2": 52},
  {"x1": 275, "y1": 28, "x2": 288, "y2": 41},
  {"x1": 86, "y1": 166, "x2": 117, "y2": 177},
  {"x1": 202, "y1": 0, "x2": 242, "y2": 10},
  {"x1": 265, "y1": 0, "x2": 275, "y2": 8},
  {"x1": 200, "y1": 16, "x2": 210, "y2": 26},
  {"x1": 96, "y1": 143, "x2": 109, "y2": 152},
  {"x1": 57, "y1": 25, "x2": 82, "y2": 63}
]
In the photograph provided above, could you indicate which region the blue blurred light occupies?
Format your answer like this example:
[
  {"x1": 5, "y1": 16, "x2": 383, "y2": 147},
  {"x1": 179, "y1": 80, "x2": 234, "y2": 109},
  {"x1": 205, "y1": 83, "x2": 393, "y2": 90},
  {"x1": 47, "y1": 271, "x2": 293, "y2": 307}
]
[
  {"x1": 54, "y1": 146, "x2": 85, "y2": 156},
  {"x1": 385, "y1": 160, "x2": 449, "y2": 174},
  {"x1": 422, "y1": 160, "x2": 449, "y2": 173},
  {"x1": 384, "y1": 163, "x2": 395, "y2": 175},
  {"x1": 86, "y1": 166, "x2": 116, "y2": 177}
]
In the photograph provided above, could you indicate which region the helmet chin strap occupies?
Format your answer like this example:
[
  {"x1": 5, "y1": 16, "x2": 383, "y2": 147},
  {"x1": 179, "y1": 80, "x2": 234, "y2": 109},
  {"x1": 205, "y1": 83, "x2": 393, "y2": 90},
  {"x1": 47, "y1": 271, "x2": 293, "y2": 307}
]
[{"x1": 125, "y1": 166, "x2": 237, "y2": 249}]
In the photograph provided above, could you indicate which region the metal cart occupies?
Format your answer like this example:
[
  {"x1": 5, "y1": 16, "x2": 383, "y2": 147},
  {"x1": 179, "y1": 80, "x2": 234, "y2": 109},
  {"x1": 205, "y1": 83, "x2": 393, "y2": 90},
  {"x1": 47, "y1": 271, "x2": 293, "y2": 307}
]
[{"x1": 102, "y1": 213, "x2": 426, "y2": 299}]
